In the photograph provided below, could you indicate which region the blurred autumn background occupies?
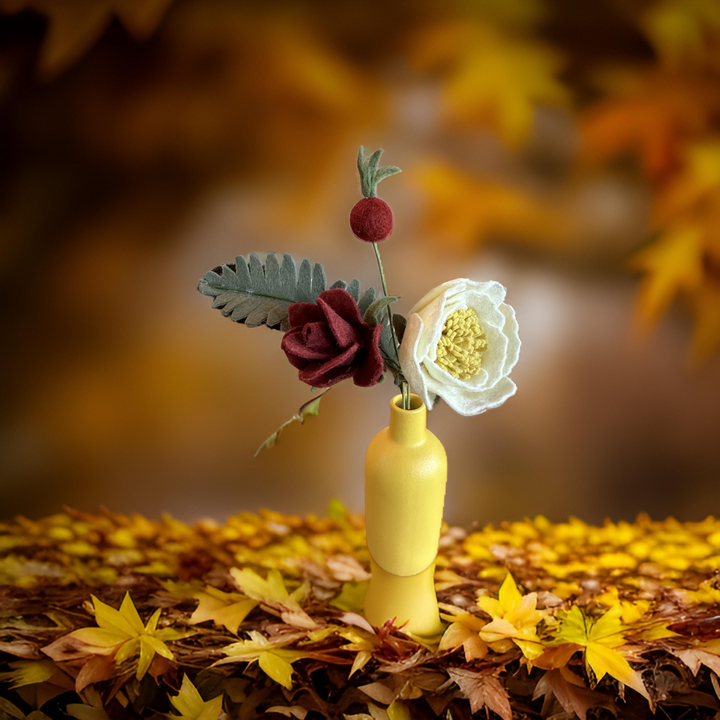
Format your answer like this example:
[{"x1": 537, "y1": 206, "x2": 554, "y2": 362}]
[{"x1": 1, "y1": 0, "x2": 720, "y2": 526}]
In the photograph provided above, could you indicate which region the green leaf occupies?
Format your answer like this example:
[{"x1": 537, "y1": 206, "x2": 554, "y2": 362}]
[
  {"x1": 299, "y1": 396, "x2": 322, "y2": 418},
  {"x1": 355, "y1": 146, "x2": 402, "y2": 198},
  {"x1": 376, "y1": 165, "x2": 402, "y2": 182},
  {"x1": 379, "y1": 324, "x2": 400, "y2": 368},
  {"x1": 199, "y1": 253, "x2": 374, "y2": 332},
  {"x1": 393, "y1": 314, "x2": 407, "y2": 343},
  {"x1": 366, "y1": 149, "x2": 383, "y2": 195},
  {"x1": 363, "y1": 296, "x2": 398, "y2": 327},
  {"x1": 254, "y1": 391, "x2": 329, "y2": 457},
  {"x1": 358, "y1": 287, "x2": 376, "y2": 316}
]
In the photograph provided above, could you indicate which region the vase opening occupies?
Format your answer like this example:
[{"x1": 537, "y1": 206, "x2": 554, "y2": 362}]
[{"x1": 393, "y1": 394, "x2": 423, "y2": 411}]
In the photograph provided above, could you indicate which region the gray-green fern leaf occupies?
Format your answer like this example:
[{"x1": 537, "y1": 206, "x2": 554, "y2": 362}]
[{"x1": 198, "y1": 253, "x2": 377, "y2": 332}]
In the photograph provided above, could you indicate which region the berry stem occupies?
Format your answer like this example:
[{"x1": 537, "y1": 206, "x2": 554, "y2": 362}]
[{"x1": 372, "y1": 241, "x2": 410, "y2": 410}]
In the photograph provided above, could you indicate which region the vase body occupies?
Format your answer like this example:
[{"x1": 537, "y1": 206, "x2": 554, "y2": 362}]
[{"x1": 363, "y1": 394, "x2": 447, "y2": 636}]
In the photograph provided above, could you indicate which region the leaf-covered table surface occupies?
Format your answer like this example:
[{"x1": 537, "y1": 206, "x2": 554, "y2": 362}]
[{"x1": 1, "y1": 506, "x2": 720, "y2": 720}]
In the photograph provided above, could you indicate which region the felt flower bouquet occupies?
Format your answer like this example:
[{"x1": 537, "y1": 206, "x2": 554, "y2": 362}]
[{"x1": 198, "y1": 147, "x2": 521, "y2": 451}]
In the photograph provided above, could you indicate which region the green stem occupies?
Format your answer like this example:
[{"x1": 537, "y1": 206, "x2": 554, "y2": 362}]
[{"x1": 372, "y1": 242, "x2": 410, "y2": 410}]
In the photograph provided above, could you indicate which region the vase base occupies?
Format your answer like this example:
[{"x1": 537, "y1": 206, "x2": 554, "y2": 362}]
[{"x1": 363, "y1": 558, "x2": 443, "y2": 637}]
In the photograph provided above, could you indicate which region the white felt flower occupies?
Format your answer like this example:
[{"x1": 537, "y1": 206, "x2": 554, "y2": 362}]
[{"x1": 398, "y1": 279, "x2": 520, "y2": 416}]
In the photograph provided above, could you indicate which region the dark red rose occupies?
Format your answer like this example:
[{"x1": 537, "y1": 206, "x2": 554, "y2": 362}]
[{"x1": 281, "y1": 288, "x2": 384, "y2": 388}]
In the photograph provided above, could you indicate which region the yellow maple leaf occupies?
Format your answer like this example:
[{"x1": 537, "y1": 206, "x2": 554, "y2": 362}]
[
  {"x1": 640, "y1": 140, "x2": 720, "y2": 361},
  {"x1": 189, "y1": 586, "x2": 258, "y2": 635},
  {"x1": 438, "y1": 609, "x2": 488, "y2": 662},
  {"x1": 169, "y1": 674, "x2": 224, "y2": 720},
  {"x1": 630, "y1": 221, "x2": 704, "y2": 330},
  {"x1": 0, "y1": 659, "x2": 58, "y2": 688},
  {"x1": 554, "y1": 606, "x2": 649, "y2": 700},
  {"x1": 215, "y1": 630, "x2": 306, "y2": 689},
  {"x1": 409, "y1": 21, "x2": 567, "y2": 145},
  {"x1": 652, "y1": 140, "x2": 720, "y2": 225},
  {"x1": 477, "y1": 573, "x2": 544, "y2": 660},
  {"x1": 337, "y1": 627, "x2": 377, "y2": 677},
  {"x1": 68, "y1": 593, "x2": 190, "y2": 679},
  {"x1": 230, "y1": 568, "x2": 316, "y2": 629}
]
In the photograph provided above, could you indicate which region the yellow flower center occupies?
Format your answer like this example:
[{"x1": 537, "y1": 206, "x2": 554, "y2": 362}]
[{"x1": 435, "y1": 308, "x2": 487, "y2": 379}]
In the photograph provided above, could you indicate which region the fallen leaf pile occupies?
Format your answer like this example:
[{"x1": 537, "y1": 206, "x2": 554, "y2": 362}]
[{"x1": 1, "y1": 506, "x2": 720, "y2": 719}]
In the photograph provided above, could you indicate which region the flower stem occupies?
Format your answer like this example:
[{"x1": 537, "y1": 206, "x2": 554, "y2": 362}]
[{"x1": 372, "y1": 242, "x2": 410, "y2": 410}]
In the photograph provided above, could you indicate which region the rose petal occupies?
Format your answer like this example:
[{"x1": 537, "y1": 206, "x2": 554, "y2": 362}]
[
  {"x1": 281, "y1": 330, "x2": 331, "y2": 361},
  {"x1": 317, "y1": 288, "x2": 365, "y2": 324},
  {"x1": 298, "y1": 343, "x2": 361, "y2": 386},
  {"x1": 317, "y1": 295, "x2": 360, "y2": 350},
  {"x1": 353, "y1": 325, "x2": 384, "y2": 387},
  {"x1": 281, "y1": 331, "x2": 309, "y2": 370},
  {"x1": 303, "y1": 322, "x2": 336, "y2": 355},
  {"x1": 288, "y1": 302, "x2": 325, "y2": 328}
]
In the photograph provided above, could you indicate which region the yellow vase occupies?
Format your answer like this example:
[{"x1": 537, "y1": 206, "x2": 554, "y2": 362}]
[{"x1": 363, "y1": 393, "x2": 447, "y2": 636}]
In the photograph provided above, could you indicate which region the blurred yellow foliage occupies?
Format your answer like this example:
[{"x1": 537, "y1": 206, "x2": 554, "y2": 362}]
[
  {"x1": 409, "y1": 21, "x2": 567, "y2": 146},
  {"x1": 416, "y1": 162, "x2": 569, "y2": 251},
  {"x1": 582, "y1": 70, "x2": 720, "y2": 179},
  {"x1": 632, "y1": 141, "x2": 720, "y2": 360},
  {"x1": 642, "y1": 0, "x2": 720, "y2": 71}
]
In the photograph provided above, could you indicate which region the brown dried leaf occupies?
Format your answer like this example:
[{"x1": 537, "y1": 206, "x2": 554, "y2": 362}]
[
  {"x1": 74, "y1": 655, "x2": 116, "y2": 693},
  {"x1": 0, "y1": 639, "x2": 43, "y2": 659},
  {"x1": 672, "y1": 648, "x2": 720, "y2": 676},
  {"x1": 446, "y1": 669, "x2": 512, "y2": 720},
  {"x1": 534, "y1": 668, "x2": 615, "y2": 720}
]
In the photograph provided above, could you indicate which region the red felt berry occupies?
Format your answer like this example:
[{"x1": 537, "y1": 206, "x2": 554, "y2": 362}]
[
  {"x1": 351, "y1": 146, "x2": 401, "y2": 243},
  {"x1": 350, "y1": 197, "x2": 395, "y2": 243}
]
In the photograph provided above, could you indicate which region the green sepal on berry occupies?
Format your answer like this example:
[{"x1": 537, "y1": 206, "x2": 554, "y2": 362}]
[{"x1": 356, "y1": 146, "x2": 401, "y2": 198}]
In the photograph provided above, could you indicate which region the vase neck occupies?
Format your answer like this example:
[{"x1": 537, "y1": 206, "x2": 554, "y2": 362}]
[{"x1": 388, "y1": 394, "x2": 427, "y2": 445}]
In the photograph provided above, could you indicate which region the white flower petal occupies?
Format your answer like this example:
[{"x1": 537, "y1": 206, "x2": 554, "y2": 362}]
[
  {"x1": 409, "y1": 279, "x2": 469, "y2": 314},
  {"x1": 464, "y1": 280, "x2": 507, "y2": 307},
  {"x1": 499, "y1": 303, "x2": 521, "y2": 375},
  {"x1": 423, "y1": 354, "x2": 487, "y2": 390},
  {"x1": 398, "y1": 278, "x2": 519, "y2": 416},
  {"x1": 442, "y1": 376, "x2": 517, "y2": 417},
  {"x1": 398, "y1": 313, "x2": 435, "y2": 408},
  {"x1": 415, "y1": 296, "x2": 448, "y2": 362},
  {"x1": 469, "y1": 323, "x2": 508, "y2": 390},
  {"x1": 466, "y1": 290, "x2": 506, "y2": 329}
]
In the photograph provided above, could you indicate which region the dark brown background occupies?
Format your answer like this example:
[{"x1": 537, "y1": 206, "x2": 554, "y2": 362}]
[{"x1": 1, "y1": 0, "x2": 719, "y2": 525}]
